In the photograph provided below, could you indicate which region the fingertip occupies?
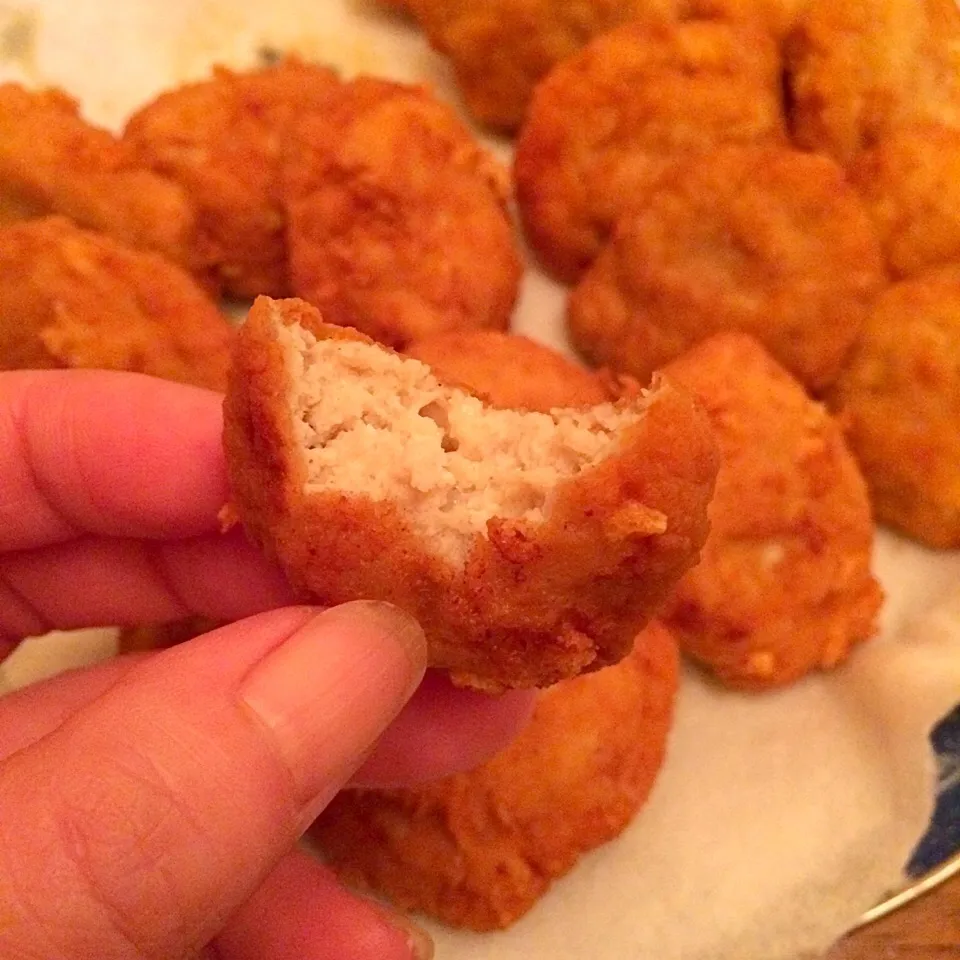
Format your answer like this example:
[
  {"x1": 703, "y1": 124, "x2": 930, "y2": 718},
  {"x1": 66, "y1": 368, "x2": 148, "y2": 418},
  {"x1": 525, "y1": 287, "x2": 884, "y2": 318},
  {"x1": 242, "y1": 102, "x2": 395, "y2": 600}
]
[
  {"x1": 238, "y1": 602, "x2": 429, "y2": 823},
  {"x1": 351, "y1": 671, "x2": 536, "y2": 787},
  {"x1": 324, "y1": 601, "x2": 428, "y2": 683},
  {"x1": 213, "y1": 848, "x2": 432, "y2": 960}
]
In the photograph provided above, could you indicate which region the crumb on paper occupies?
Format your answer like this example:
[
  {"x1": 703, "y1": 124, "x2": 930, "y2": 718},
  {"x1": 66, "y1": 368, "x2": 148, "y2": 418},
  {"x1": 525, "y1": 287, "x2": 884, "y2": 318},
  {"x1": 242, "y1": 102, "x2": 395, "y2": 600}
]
[
  {"x1": 171, "y1": 2, "x2": 384, "y2": 82},
  {"x1": 255, "y1": 45, "x2": 284, "y2": 67},
  {"x1": 175, "y1": 31, "x2": 381, "y2": 82},
  {"x1": 254, "y1": 43, "x2": 341, "y2": 75},
  {"x1": 0, "y1": 4, "x2": 39, "y2": 78},
  {"x1": 248, "y1": 34, "x2": 381, "y2": 76}
]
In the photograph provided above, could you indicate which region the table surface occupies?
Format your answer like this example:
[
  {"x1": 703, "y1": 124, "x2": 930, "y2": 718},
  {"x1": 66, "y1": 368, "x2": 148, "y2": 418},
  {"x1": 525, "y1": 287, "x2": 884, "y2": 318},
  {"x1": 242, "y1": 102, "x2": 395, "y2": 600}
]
[{"x1": 827, "y1": 873, "x2": 960, "y2": 959}]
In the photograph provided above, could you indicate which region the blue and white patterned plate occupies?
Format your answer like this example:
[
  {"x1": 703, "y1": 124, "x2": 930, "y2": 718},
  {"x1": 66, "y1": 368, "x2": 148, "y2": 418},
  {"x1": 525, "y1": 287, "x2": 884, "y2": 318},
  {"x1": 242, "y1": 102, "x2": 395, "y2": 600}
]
[
  {"x1": 856, "y1": 704, "x2": 960, "y2": 928},
  {"x1": 910, "y1": 704, "x2": 960, "y2": 876}
]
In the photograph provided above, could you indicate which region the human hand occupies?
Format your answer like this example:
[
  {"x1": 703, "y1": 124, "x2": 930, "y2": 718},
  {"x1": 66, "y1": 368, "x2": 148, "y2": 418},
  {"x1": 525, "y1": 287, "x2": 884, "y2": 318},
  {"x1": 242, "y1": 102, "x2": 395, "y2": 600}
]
[{"x1": 0, "y1": 370, "x2": 533, "y2": 960}]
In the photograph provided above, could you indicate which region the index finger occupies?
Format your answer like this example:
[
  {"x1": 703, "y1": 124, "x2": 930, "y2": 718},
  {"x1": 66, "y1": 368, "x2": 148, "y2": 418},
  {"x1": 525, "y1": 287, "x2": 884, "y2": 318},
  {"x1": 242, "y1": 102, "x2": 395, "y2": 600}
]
[{"x1": 0, "y1": 369, "x2": 231, "y2": 551}]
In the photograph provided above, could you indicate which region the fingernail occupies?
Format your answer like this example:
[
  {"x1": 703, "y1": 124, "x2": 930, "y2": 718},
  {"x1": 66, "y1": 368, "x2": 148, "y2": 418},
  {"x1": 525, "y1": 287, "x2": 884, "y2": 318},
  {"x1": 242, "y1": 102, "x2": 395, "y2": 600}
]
[
  {"x1": 392, "y1": 910, "x2": 435, "y2": 960},
  {"x1": 367, "y1": 897, "x2": 435, "y2": 960},
  {"x1": 239, "y1": 601, "x2": 427, "y2": 823}
]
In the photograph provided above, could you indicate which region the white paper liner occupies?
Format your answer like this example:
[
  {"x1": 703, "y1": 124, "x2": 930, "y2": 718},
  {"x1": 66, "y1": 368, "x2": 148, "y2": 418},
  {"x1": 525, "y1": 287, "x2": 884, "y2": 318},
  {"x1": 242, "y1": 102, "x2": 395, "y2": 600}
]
[{"x1": 1, "y1": 2, "x2": 959, "y2": 956}]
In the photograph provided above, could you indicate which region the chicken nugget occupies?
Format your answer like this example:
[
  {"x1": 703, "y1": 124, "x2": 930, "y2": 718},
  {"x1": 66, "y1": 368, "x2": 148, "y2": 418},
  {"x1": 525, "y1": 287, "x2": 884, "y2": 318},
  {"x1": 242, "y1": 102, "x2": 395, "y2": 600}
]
[
  {"x1": 567, "y1": 145, "x2": 886, "y2": 393},
  {"x1": 784, "y1": 0, "x2": 960, "y2": 164},
  {"x1": 660, "y1": 334, "x2": 882, "y2": 690},
  {"x1": 284, "y1": 77, "x2": 521, "y2": 348},
  {"x1": 405, "y1": 330, "x2": 609, "y2": 411},
  {"x1": 0, "y1": 217, "x2": 233, "y2": 391},
  {"x1": 311, "y1": 620, "x2": 680, "y2": 930},
  {"x1": 848, "y1": 124, "x2": 960, "y2": 279},
  {"x1": 827, "y1": 267, "x2": 960, "y2": 549},
  {"x1": 125, "y1": 60, "x2": 340, "y2": 298},
  {"x1": 224, "y1": 297, "x2": 718, "y2": 691},
  {"x1": 406, "y1": 0, "x2": 680, "y2": 132},
  {"x1": 513, "y1": 19, "x2": 785, "y2": 281},
  {"x1": 0, "y1": 83, "x2": 195, "y2": 266}
]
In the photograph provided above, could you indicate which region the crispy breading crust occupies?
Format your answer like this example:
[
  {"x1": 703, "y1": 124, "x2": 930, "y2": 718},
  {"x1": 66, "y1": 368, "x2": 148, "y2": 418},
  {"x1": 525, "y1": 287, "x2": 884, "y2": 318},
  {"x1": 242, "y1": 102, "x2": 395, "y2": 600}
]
[
  {"x1": 513, "y1": 19, "x2": 785, "y2": 282},
  {"x1": 827, "y1": 267, "x2": 960, "y2": 549},
  {"x1": 0, "y1": 217, "x2": 233, "y2": 390},
  {"x1": 662, "y1": 334, "x2": 882, "y2": 689},
  {"x1": 848, "y1": 123, "x2": 960, "y2": 279},
  {"x1": 283, "y1": 77, "x2": 521, "y2": 348},
  {"x1": 783, "y1": 0, "x2": 960, "y2": 164},
  {"x1": 224, "y1": 297, "x2": 718, "y2": 690},
  {"x1": 567, "y1": 145, "x2": 886, "y2": 393},
  {"x1": 684, "y1": 0, "x2": 808, "y2": 37},
  {"x1": 310, "y1": 620, "x2": 680, "y2": 930},
  {"x1": 0, "y1": 83, "x2": 195, "y2": 267},
  {"x1": 405, "y1": 330, "x2": 610, "y2": 411},
  {"x1": 407, "y1": 0, "x2": 680, "y2": 132},
  {"x1": 125, "y1": 60, "x2": 340, "y2": 298}
]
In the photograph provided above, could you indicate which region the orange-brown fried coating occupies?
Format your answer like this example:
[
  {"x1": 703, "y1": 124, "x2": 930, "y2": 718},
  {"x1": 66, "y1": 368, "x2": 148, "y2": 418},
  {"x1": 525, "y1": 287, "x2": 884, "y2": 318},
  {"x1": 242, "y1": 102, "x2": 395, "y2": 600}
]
[
  {"x1": 784, "y1": 0, "x2": 960, "y2": 165},
  {"x1": 0, "y1": 217, "x2": 233, "y2": 390},
  {"x1": 124, "y1": 60, "x2": 340, "y2": 297},
  {"x1": 848, "y1": 124, "x2": 960, "y2": 279},
  {"x1": 224, "y1": 297, "x2": 718, "y2": 691},
  {"x1": 827, "y1": 267, "x2": 960, "y2": 549},
  {"x1": 661, "y1": 334, "x2": 882, "y2": 690},
  {"x1": 283, "y1": 77, "x2": 522, "y2": 349},
  {"x1": 406, "y1": 0, "x2": 680, "y2": 132},
  {"x1": 0, "y1": 83, "x2": 195, "y2": 266},
  {"x1": 513, "y1": 19, "x2": 785, "y2": 281},
  {"x1": 567, "y1": 145, "x2": 886, "y2": 393},
  {"x1": 405, "y1": 330, "x2": 609, "y2": 411},
  {"x1": 311, "y1": 620, "x2": 680, "y2": 930},
  {"x1": 684, "y1": 0, "x2": 808, "y2": 37}
]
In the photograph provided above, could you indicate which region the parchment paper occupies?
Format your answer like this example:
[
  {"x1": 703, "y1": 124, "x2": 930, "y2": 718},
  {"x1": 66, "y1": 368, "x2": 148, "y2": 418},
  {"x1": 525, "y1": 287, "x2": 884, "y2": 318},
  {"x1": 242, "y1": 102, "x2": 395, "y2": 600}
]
[{"x1": 1, "y1": 2, "x2": 959, "y2": 956}]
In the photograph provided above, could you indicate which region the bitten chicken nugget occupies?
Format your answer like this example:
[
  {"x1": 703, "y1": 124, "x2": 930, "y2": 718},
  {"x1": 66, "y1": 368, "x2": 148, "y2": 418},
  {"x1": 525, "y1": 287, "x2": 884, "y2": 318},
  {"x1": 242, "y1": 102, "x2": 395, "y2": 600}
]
[
  {"x1": 0, "y1": 217, "x2": 233, "y2": 390},
  {"x1": 406, "y1": 0, "x2": 680, "y2": 132},
  {"x1": 405, "y1": 330, "x2": 609, "y2": 410},
  {"x1": 224, "y1": 297, "x2": 718, "y2": 691},
  {"x1": 311, "y1": 620, "x2": 680, "y2": 930},
  {"x1": 784, "y1": 0, "x2": 960, "y2": 164},
  {"x1": 848, "y1": 124, "x2": 960, "y2": 279},
  {"x1": 513, "y1": 19, "x2": 785, "y2": 281},
  {"x1": 284, "y1": 77, "x2": 522, "y2": 348},
  {"x1": 125, "y1": 60, "x2": 340, "y2": 297},
  {"x1": 119, "y1": 334, "x2": 603, "y2": 655},
  {"x1": 828, "y1": 267, "x2": 960, "y2": 549},
  {"x1": 661, "y1": 334, "x2": 882, "y2": 690},
  {"x1": 0, "y1": 83, "x2": 195, "y2": 266},
  {"x1": 567, "y1": 145, "x2": 886, "y2": 393}
]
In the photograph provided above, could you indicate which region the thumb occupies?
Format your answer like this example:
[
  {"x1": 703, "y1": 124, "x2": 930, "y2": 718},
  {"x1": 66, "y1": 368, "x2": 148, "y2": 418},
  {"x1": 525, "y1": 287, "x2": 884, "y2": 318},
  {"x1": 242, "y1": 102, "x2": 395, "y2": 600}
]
[{"x1": 0, "y1": 602, "x2": 426, "y2": 960}]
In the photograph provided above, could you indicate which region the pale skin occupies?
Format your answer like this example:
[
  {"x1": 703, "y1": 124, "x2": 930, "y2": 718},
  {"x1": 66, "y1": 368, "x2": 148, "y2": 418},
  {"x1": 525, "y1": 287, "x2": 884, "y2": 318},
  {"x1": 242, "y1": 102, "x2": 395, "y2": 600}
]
[{"x1": 0, "y1": 370, "x2": 533, "y2": 960}]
